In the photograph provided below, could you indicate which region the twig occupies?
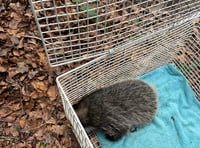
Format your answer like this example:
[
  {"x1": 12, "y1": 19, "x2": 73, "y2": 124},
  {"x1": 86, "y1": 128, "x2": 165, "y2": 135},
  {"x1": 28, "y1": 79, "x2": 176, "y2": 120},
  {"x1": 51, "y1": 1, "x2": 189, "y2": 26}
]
[
  {"x1": 24, "y1": 35, "x2": 42, "y2": 41},
  {"x1": 29, "y1": 122, "x2": 46, "y2": 131},
  {"x1": 24, "y1": 35, "x2": 50, "y2": 43},
  {"x1": 0, "y1": 118, "x2": 13, "y2": 123},
  {"x1": 0, "y1": 136, "x2": 17, "y2": 140}
]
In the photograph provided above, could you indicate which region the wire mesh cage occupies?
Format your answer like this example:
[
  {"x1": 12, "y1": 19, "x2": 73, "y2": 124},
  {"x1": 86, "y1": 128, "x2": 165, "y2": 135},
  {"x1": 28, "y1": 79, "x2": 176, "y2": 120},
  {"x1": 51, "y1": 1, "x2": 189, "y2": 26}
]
[
  {"x1": 29, "y1": 0, "x2": 200, "y2": 147},
  {"x1": 56, "y1": 18, "x2": 200, "y2": 148},
  {"x1": 30, "y1": 0, "x2": 200, "y2": 67}
]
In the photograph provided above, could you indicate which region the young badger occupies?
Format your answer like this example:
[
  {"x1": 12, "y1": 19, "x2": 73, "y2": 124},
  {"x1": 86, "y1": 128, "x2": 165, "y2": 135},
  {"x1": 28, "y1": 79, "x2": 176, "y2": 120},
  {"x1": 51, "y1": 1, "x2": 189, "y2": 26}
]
[{"x1": 74, "y1": 79, "x2": 158, "y2": 141}]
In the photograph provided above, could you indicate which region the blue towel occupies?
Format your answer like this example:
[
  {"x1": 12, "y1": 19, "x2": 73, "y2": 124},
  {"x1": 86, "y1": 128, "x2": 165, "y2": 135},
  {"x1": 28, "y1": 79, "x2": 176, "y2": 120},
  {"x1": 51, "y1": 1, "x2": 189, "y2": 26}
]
[{"x1": 96, "y1": 64, "x2": 200, "y2": 148}]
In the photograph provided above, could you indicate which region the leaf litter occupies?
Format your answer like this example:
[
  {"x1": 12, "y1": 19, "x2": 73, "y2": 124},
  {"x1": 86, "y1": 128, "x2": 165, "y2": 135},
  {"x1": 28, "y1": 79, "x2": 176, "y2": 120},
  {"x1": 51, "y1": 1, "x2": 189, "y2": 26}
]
[{"x1": 0, "y1": 0, "x2": 199, "y2": 147}]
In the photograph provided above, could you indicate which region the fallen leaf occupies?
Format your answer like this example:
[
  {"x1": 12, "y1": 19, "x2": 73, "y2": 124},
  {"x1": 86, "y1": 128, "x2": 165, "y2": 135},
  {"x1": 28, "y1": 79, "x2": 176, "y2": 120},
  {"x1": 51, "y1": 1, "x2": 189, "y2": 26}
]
[
  {"x1": 29, "y1": 110, "x2": 43, "y2": 119},
  {"x1": 9, "y1": 12, "x2": 21, "y2": 29},
  {"x1": 34, "y1": 129, "x2": 45, "y2": 140},
  {"x1": 38, "y1": 52, "x2": 48, "y2": 66},
  {"x1": 13, "y1": 49, "x2": 20, "y2": 56},
  {"x1": 28, "y1": 118, "x2": 43, "y2": 130},
  {"x1": 17, "y1": 62, "x2": 29, "y2": 74},
  {"x1": 19, "y1": 116, "x2": 27, "y2": 128},
  {"x1": 46, "y1": 117, "x2": 56, "y2": 124},
  {"x1": 10, "y1": 125, "x2": 19, "y2": 137},
  {"x1": 15, "y1": 142, "x2": 32, "y2": 148},
  {"x1": 4, "y1": 128, "x2": 10, "y2": 135},
  {"x1": 0, "y1": 33, "x2": 7, "y2": 40},
  {"x1": 0, "y1": 65, "x2": 7, "y2": 72},
  {"x1": 11, "y1": 36, "x2": 19, "y2": 45},
  {"x1": 8, "y1": 68, "x2": 19, "y2": 78},
  {"x1": 48, "y1": 125, "x2": 64, "y2": 135},
  {"x1": 36, "y1": 143, "x2": 40, "y2": 148},
  {"x1": 24, "y1": 99, "x2": 35, "y2": 112},
  {"x1": 20, "y1": 75, "x2": 26, "y2": 81},
  {"x1": 0, "y1": 86, "x2": 7, "y2": 94},
  {"x1": 0, "y1": 26, "x2": 4, "y2": 32},
  {"x1": 31, "y1": 80, "x2": 48, "y2": 92},
  {"x1": 47, "y1": 86, "x2": 57, "y2": 101},
  {"x1": 39, "y1": 98, "x2": 48, "y2": 108},
  {"x1": 8, "y1": 103, "x2": 21, "y2": 111},
  {"x1": 28, "y1": 70, "x2": 38, "y2": 79},
  {"x1": 30, "y1": 91, "x2": 38, "y2": 99},
  {"x1": 5, "y1": 115, "x2": 16, "y2": 122},
  {"x1": 17, "y1": 38, "x2": 24, "y2": 49},
  {"x1": 0, "y1": 48, "x2": 10, "y2": 56},
  {"x1": 37, "y1": 76, "x2": 46, "y2": 80}
]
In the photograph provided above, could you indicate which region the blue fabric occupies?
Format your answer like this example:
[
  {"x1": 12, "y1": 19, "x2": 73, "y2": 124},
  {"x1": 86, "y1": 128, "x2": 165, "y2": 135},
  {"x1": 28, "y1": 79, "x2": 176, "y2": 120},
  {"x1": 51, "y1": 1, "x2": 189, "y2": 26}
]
[{"x1": 96, "y1": 64, "x2": 200, "y2": 148}]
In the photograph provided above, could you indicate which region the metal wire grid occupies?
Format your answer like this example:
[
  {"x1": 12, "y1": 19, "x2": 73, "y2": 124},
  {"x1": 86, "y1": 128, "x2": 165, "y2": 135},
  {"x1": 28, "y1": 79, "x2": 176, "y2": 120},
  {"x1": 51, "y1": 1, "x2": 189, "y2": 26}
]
[
  {"x1": 30, "y1": 0, "x2": 200, "y2": 67},
  {"x1": 173, "y1": 21, "x2": 200, "y2": 99},
  {"x1": 56, "y1": 20, "x2": 196, "y2": 148}
]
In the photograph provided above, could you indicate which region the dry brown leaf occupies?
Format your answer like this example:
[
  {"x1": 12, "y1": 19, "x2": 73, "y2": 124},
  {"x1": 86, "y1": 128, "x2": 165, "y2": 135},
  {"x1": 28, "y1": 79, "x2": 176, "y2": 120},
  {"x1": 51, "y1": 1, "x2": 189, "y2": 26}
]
[
  {"x1": 19, "y1": 117, "x2": 27, "y2": 128},
  {"x1": 28, "y1": 70, "x2": 38, "y2": 79},
  {"x1": 0, "y1": 66, "x2": 7, "y2": 72},
  {"x1": 34, "y1": 128, "x2": 45, "y2": 140},
  {"x1": 5, "y1": 115, "x2": 16, "y2": 122},
  {"x1": 4, "y1": 127, "x2": 10, "y2": 135},
  {"x1": 7, "y1": 29, "x2": 18, "y2": 36},
  {"x1": 13, "y1": 49, "x2": 20, "y2": 56},
  {"x1": 10, "y1": 125, "x2": 19, "y2": 137},
  {"x1": 28, "y1": 118, "x2": 43, "y2": 130},
  {"x1": 24, "y1": 99, "x2": 35, "y2": 112},
  {"x1": 0, "y1": 33, "x2": 7, "y2": 40},
  {"x1": 8, "y1": 103, "x2": 21, "y2": 111},
  {"x1": 9, "y1": 12, "x2": 22, "y2": 30},
  {"x1": 35, "y1": 143, "x2": 40, "y2": 148},
  {"x1": 0, "y1": 86, "x2": 7, "y2": 94},
  {"x1": 0, "y1": 108, "x2": 11, "y2": 118},
  {"x1": 48, "y1": 125, "x2": 64, "y2": 135},
  {"x1": 31, "y1": 80, "x2": 48, "y2": 92},
  {"x1": 17, "y1": 62, "x2": 29, "y2": 74},
  {"x1": 8, "y1": 68, "x2": 18, "y2": 78},
  {"x1": 39, "y1": 98, "x2": 49, "y2": 108},
  {"x1": 38, "y1": 52, "x2": 48, "y2": 66},
  {"x1": 46, "y1": 117, "x2": 56, "y2": 124},
  {"x1": 20, "y1": 75, "x2": 26, "y2": 81},
  {"x1": 11, "y1": 36, "x2": 19, "y2": 45},
  {"x1": 42, "y1": 108, "x2": 49, "y2": 121},
  {"x1": 54, "y1": 138, "x2": 62, "y2": 148},
  {"x1": 0, "y1": 26, "x2": 4, "y2": 32},
  {"x1": 37, "y1": 76, "x2": 46, "y2": 80},
  {"x1": 31, "y1": 62, "x2": 37, "y2": 68},
  {"x1": 15, "y1": 143, "x2": 32, "y2": 148},
  {"x1": 30, "y1": 91, "x2": 38, "y2": 99},
  {"x1": 29, "y1": 110, "x2": 43, "y2": 119},
  {"x1": 17, "y1": 38, "x2": 24, "y2": 49},
  {"x1": 47, "y1": 86, "x2": 57, "y2": 101}
]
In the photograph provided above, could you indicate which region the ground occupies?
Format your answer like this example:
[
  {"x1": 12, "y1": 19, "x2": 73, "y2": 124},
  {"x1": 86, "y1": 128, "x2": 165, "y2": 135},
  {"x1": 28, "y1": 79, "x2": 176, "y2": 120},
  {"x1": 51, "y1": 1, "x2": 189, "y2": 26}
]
[{"x1": 0, "y1": 0, "x2": 80, "y2": 147}]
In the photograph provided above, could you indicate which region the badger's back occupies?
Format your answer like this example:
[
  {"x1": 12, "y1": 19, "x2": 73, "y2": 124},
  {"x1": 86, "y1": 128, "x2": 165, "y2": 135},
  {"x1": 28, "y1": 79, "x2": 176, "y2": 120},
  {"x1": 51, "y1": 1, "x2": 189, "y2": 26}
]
[{"x1": 87, "y1": 79, "x2": 158, "y2": 127}]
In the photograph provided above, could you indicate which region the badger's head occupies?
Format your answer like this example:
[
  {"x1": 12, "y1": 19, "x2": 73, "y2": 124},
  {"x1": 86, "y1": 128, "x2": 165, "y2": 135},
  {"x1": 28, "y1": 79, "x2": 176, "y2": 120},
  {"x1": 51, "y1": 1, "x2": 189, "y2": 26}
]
[{"x1": 74, "y1": 99, "x2": 89, "y2": 126}]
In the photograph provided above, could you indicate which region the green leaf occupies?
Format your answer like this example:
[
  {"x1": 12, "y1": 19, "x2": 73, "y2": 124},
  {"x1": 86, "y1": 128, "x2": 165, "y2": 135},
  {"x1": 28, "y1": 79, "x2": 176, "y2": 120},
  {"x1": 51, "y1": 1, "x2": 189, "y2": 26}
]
[
  {"x1": 80, "y1": 4, "x2": 92, "y2": 11},
  {"x1": 106, "y1": 23, "x2": 111, "y2": 28},
  {"x1": 40, "y1": 143, "x2": 46, "y2": 148},
  {"x1": 132, "y1": 18, "x2": 141, "y2": 26},
  {"x1": 72, "y1": 0, "x2": 81, "y2": 2},
  {"x1": 87, "y1": 10, "x2": 97, "y2": 17},
  {"x1": 80, "y1": 4, "x2": 97, "y2": 18}
]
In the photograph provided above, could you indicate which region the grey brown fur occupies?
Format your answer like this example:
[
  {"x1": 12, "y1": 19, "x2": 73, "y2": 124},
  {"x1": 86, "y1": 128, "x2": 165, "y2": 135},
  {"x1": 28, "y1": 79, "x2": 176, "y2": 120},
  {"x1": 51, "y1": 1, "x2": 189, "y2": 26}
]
[{"x1": 74, "y1": 79, "x2": 158, "y2": 141}]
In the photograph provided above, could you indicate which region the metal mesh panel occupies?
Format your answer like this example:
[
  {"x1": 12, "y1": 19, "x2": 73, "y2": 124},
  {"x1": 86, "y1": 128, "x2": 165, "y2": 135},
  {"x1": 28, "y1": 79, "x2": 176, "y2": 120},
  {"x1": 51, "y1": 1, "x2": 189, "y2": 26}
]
[
  {"x1": 56, "y1": 19, "x2": 200, "y2": 148},
  {"x1": 30, "y1": 0, "x2": 200, "y2": 67},
  {"x1": 173, "y1": 21, "x2": 200, "y2": 99}
]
